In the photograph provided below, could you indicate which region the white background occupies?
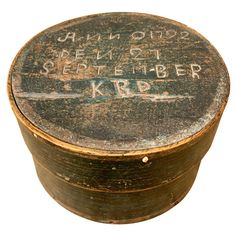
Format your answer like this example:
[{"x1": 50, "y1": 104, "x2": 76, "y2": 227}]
[{"x1": 0, "y1": 0, "x2": 235, "y2": 235}]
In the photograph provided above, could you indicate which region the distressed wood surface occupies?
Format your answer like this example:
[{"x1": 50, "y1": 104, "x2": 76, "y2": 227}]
[{"x1": 8, "y1": 12, "x2": 229, "y2": 223}]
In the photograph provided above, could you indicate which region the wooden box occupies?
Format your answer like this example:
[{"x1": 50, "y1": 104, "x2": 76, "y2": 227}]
[{"x1": 8, "y1": 13, "x2": 229, "y2": 223}]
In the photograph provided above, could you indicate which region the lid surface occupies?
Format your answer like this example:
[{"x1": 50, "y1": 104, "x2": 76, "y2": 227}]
[{"x1": 10, "y1": 13, "x2": 229, "y2": 151}]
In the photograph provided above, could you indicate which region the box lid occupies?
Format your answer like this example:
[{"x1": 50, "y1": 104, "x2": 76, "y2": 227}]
[{"x1": 9, "y1": 13, "x2": 229, "y2": 154}]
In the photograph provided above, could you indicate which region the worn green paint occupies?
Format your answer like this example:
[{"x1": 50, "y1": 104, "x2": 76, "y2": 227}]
[{"x1": 9, "y1": 13, "x2": 229, "y2": 223}]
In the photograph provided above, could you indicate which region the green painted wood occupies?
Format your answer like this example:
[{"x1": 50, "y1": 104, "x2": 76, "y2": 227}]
[{"x1": 9, "y1": 12, "x2": 229, "y2": 223}]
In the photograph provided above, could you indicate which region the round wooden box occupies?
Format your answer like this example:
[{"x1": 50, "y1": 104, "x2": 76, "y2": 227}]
[{"x1": 8, "y1": 12, "x2": 229, "y2": 223}]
